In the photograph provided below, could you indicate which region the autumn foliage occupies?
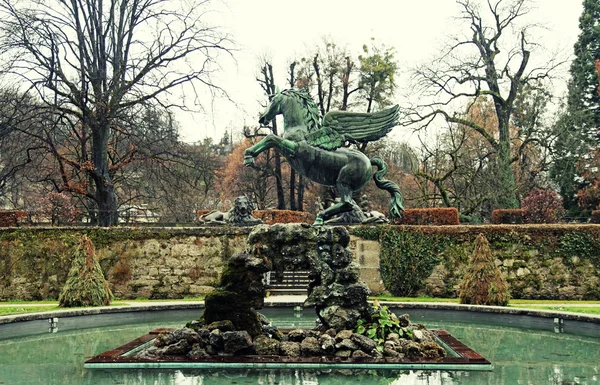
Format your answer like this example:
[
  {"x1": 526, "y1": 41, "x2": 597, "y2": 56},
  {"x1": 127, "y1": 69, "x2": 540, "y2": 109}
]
[
  {"x1": 521, "y1": 189, "x2": 565, "y2": 224},
  {"x1": 35, "y1": 192, "x2": 81, "y2": 225},
  {"x1": 576, "y1": 149, "x2": 600, "y2": 211},
  {"x1": 459, "y1": 233, "x2": 510, "y2": 306},
  {"x1": 394, "y1": 208, "x2": 459, "y2": 225}
]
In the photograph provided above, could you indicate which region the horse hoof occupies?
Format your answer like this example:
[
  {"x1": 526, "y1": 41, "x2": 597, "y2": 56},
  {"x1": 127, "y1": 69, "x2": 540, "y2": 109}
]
[
  {"x1": 243, "y1": 156, "x2": 255, "y2": 167},
  {"x1": 312, "y1": 218, "x2": 324, "y2": 226}
]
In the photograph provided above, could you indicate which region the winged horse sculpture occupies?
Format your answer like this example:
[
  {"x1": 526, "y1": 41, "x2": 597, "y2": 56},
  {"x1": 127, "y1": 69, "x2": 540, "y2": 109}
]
[{"x1": 244, "y1": 88, "x2": 404, "y2": 225}]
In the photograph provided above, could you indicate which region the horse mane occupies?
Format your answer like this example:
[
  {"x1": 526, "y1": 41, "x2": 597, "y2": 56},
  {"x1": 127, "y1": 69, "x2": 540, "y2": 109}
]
[{"x1": 281, "y1": 89, "x2": 321, "y2": 132}]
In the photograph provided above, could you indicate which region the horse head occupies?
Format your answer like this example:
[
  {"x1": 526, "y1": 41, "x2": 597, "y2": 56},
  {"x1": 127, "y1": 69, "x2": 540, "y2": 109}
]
[{"x1": 258, "y1": 88, "x2": 283, "y2": 125}]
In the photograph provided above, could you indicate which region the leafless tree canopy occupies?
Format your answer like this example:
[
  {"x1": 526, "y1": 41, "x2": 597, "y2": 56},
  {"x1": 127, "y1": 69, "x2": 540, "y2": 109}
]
[
  {"x1": 402, "y1": 0, "x2": 563, "y2": 209},
  {"x1": 0, "y1": 0, "x2": 232, "y2": 225}
]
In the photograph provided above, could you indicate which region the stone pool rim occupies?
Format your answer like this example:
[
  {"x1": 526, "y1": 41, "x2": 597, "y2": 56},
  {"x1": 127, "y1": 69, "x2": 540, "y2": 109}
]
[{"x1": 1, "y1": 299, "x2": 599, "y2": 326}]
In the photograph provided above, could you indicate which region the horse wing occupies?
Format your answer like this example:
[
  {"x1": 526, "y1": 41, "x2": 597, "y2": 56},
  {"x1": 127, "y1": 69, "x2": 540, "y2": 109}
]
[{"x1": 306, "y1": 105, "x2": 399, "y2": 150}]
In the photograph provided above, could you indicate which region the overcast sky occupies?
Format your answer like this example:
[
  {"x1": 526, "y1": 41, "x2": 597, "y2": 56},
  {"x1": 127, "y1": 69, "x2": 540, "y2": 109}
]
[{"x1": 179, "y1": 0, "x2": 583, "y2": 144}]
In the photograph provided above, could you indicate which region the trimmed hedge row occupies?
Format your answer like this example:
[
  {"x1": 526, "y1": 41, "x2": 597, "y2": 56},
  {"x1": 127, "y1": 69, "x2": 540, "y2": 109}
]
[
  {"x1": 491, "y1": 209, "x2": 524, "y2": 224},
  {"x1": 394, "y1": 208, "x2": 460, "y2": 225},
  {"x1": 254, "y1": 210, "x2": 313, "y2": 224},
  {"x1": 0, "y1": 210, "x2": 27, "y2": 227},
  {"x1": 196, "y1": 209, "x2": 313, "y2": 224}
]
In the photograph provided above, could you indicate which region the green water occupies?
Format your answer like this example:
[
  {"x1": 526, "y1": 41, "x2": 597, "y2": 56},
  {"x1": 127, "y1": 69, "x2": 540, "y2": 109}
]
[{"x1": 0, "y1": 309, "x2": 598, "y2": 384}]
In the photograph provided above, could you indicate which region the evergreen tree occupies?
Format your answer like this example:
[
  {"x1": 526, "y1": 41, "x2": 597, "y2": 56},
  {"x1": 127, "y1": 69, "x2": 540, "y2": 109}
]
[
  {"x1": 568, "y1": 0, "x2": 600, "y2": 137},
  {"x1": 551, "y1": 0, "x2": 600, "y2": 212}
]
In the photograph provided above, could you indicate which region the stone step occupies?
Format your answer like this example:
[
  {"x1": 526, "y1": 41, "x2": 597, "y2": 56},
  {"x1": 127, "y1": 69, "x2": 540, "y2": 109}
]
[
  {"x1": 266, "y1": 271, "x2": 311, "y2": 290},
  {"x1": 267, "y1": 288, "x2": 308, "y2": 296}
]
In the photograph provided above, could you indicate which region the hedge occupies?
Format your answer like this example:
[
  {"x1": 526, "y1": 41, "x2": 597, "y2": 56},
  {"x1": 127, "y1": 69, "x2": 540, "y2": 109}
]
[
  {"x1": 394, "y1": 208, "x2": 459, "y2": 226},
  {"x1": 491, "y1": 209, "x2": 524, "y2": 224},
  {"x1": 254, "y1": 210, "x2": 313, "y2": 224},
  {"x1": 196, "y1": 209, "x2": 313, "y2": 224},
  {"x1": 0, "y1": 210, "x2": 27, "y2": 227}
]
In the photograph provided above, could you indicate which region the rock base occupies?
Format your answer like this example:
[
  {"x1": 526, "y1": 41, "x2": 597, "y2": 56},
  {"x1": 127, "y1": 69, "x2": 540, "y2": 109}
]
[{"x1": 138, "y1": 313, "x2": 446, "y2": 360}]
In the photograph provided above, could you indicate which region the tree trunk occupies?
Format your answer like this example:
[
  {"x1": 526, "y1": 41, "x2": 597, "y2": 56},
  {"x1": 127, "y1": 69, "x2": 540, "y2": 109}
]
[
  {"x1": 496, "y1": 108, "x2": 519, "y2": 209},
  {"x1": 290, "y1": 168, "x2": 297, "y2": 211},
  {"x1": 271, "y1": 120, "x2": 286, "y2": 210},
  {"x1": 92, "y1": 125, "x2": 118, "y2": 226},
  {"x1": 496, "y1": 141, "x2": 519, "y2": 209},
  {"x1": 298, "y1": 175, "x2": 304, "y2": 212}
]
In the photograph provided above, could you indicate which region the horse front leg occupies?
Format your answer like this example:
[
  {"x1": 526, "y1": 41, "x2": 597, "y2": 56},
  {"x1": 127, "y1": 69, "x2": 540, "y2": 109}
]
[
  {"x1": 243, "y1": 134, "x2": 298, "y2": 166},
  {"x1": 243, "y1": 135, "x2": 273, "y2": 167}
]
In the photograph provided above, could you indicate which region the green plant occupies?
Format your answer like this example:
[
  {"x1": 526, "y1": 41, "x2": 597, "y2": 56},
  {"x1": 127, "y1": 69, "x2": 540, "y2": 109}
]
[
  {"x1": 558, "y1": 232, "x2": 600, "y2": 265},
  {"x1": 355, "y1": 305, "x2": 413, "y2": 350},
  {"x1": 378, "y1": 227, "x2": 447, "y2": 296},
  {"x1": 58, "y1": 236, "x2": 113, "y2": 307}
]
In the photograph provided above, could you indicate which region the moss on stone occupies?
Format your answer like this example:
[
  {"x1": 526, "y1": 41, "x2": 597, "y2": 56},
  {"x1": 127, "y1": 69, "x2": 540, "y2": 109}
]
[{"x1": 202, "y1": 290, "x2": 261, "y2": 336}]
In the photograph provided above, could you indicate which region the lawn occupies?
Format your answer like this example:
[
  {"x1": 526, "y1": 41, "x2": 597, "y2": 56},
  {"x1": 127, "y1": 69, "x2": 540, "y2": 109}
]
[
  {"x1": 0, "y1": 306, "x2": 60, "y2": 315},
  {"x1": 1, "y1": 297, "x2": 600, "y2": 316}
]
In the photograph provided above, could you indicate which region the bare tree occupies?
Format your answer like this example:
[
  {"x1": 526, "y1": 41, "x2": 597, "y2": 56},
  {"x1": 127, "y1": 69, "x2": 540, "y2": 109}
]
[
  {"x1": 0, "y1": 0, "x2": 231, "y2": 225},
  {"x1": 402, "y1": 0, "x2": 561, "y2": 209}
]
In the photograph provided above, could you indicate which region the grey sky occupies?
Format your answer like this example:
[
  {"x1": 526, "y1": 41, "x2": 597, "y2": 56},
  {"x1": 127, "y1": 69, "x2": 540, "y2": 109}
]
[{"x1": 180, "y1": 0, "x2": 583, "y2": 143}]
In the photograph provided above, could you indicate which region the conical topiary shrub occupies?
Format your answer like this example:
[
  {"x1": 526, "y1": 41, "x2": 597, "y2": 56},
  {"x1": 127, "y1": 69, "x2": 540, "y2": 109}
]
[
  {"x1": 459, "y1": 233, "x2": 510, "y2": 306},
  {"x1": 59, "y1": 236, "x2": 112, "y2": 307}
]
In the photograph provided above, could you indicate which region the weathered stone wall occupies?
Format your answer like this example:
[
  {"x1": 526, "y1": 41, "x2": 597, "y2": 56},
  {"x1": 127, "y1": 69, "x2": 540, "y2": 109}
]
[
  {"x1": 350, "y1": 225, "x2": 600, "y2": 300},
  {"x1": 350, "y1": 236, "x2": 385, "y2": 295},
  {"x1": 0, "y1": 227, "x2": 248, "y2": 300},
  {"x1": 2, "y1": 225, "x2": 598, "y2": 301}
]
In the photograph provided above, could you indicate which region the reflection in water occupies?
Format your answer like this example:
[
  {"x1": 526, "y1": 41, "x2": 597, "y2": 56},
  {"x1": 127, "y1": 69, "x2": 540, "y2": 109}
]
[{"x1": 0, "y1": 312, "x2": 599, "y2": 385}]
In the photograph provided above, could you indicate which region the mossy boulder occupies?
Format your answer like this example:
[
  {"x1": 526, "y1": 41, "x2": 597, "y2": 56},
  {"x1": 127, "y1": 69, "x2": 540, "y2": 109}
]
[
  {"x1": 58, "y1": 236, "x2": 112, "y2": 307},
  {"x1": 199, "y1": 251, "x2": 271, "y2": 337}
]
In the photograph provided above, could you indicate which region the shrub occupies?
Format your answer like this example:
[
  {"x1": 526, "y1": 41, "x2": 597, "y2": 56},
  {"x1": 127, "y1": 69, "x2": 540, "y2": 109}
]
[
  {"x1": 521, "y1": 189, "x2": 565, "y2": 224},
  {"x1": 459, "y1": 233, "x2": 510, "y2": 306},
  {"x1": 254, "y1": 210, "x2": 313, "y2": 224},
  {"x1": 394, "y1": 208, "x2": 459, "y2": 225},
  {"x1": 591, "y1": 210, "x2": 600, "y2": 224},
  {"x1": 491, "y1": 209, "x2": 524, "y2": 224},
  {"x1": 0, "y1": 210, "x2": 27, "y2": 227},
  {"x1": 379, "y1": 227, "x2": 446, "y2": 296},
  {"x1": 35, "y1": 192, "x2": 81, "y2": 225},
  {"x1": 58, "y1": 236, "x2": 112, "y2": 307}
]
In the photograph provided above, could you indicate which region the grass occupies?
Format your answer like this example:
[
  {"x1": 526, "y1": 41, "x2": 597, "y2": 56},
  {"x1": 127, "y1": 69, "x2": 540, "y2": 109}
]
[
  {"x1": 2, "y1": 296, "x2": 599, "y2": 317},
  {"x1": 371, "y1": 296, "x2": 458, "y2": 303},
  {"x1": 372, "y1": 295, "x2": 600, "y2": 305},
  {"x1": 510, "y1": 305, "x2": 600, "y2": 315},
  {"x1": 0, "y1": 306, "x2": 60, "y2": 315}
]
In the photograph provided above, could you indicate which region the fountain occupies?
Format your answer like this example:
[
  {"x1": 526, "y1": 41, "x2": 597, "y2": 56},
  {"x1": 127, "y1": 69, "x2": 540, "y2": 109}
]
[{"x1": 83, "y1": 224, "x2": 490, "y2": 371}]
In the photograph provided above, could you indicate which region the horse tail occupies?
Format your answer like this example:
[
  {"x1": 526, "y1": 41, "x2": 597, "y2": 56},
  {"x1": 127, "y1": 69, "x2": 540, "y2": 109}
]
[{"x1": 370, "y1": 157, "x2": 404, "y2": 219}]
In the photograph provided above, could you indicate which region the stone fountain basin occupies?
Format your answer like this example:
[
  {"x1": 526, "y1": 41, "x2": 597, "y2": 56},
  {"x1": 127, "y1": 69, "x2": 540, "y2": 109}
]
[{"x1": 84, "y1": 328, "x2": 492, "y2": 371}]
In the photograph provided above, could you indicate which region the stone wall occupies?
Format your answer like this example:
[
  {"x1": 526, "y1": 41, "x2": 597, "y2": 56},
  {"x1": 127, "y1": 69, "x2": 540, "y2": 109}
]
[
  {"x1": 350, "y1": 237, "x2": 385, "y2": 295},
  {"x1": 350, "y1": 225, "x2": 600, "y2": 300},
  {"x1": 2, "y1": 225, "x2": 597, "y2": 301},
  {"x1": 0, "y1": 227, "x2": 248, "y2": 300}
]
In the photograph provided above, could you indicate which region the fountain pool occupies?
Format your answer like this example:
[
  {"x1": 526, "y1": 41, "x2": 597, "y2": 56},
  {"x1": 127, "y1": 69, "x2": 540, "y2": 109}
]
[{"x1": 0, "y1": 307, "x2": 598, "y2": 384}]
